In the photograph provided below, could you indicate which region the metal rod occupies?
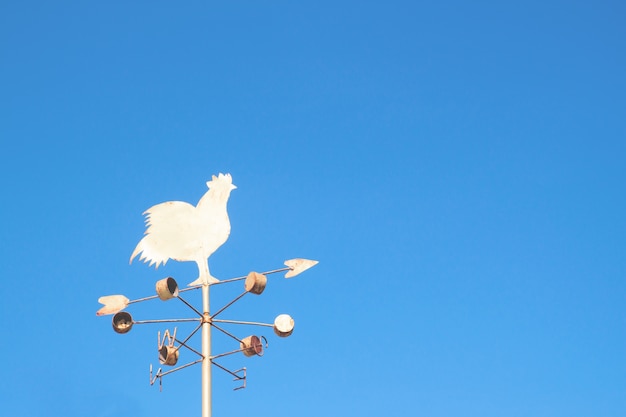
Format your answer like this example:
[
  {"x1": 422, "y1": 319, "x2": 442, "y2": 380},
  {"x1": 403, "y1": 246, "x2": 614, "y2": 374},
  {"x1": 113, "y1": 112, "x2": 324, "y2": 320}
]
[
  {"x1": 128, "y1": 285, "x2": 200, "y2": 305},
  {"x1": 211, "y1": 319, "x2": 274, "y2": 327},
  {"x1": 211, "y1": 323, "x2": 244, "y2": 344},
  {"x1": 210, "y1": 347, "x2": 247, "y2": 360},
  {"x1": 210, "y1": 276, "x2": 246, "y2": 285},
  {"x1": 155, "y1": 359, "x2": 203, "y2": 378},
  {"x1": 210, "y1": 291, "x2": 248, "y2": 319},
  {"x1": 201, "y1": 284, "x2": 211, "y2": 417},
  {"x1": 178, "y1": 294, "x2": 204, "y2": 318},
  {"x1": 262, "y1": 266, "x2": 292, "y2": 275},
  {"x1": 175, "y1": 337, "x2": 204, "y2": 358},
  {"x1": 210, "y1": 266, "x2": 292, "y2": 286},
  {"x1": 174, "y1": 323, "x2": 203, "y2": 355},
  {"x1": 128, "y1": 294, "x2": 159, "y2": 304},
  {"x1": 133, "y1": 318, "x2": 201, "y2": 324},
  {"x1": 212, "y1": 361, "x2": 245, "y2": 380},
  {"x1": 179, "y1": 286, "x2": 201, "y2": 293}
]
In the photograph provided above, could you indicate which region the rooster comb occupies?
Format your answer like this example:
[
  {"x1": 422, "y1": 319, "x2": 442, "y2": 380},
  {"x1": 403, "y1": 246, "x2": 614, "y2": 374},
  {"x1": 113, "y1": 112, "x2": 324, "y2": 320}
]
[{"x1": 207, "y1": 173, "x2": 235, "y2": 189}]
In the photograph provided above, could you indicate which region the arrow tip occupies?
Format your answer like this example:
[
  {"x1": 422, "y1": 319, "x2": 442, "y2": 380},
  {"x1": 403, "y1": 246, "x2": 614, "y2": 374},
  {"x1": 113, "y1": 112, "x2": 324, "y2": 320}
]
[
  {"x1": 96, "y1": 295, "x2": 130, "y2": 316},
  {"x1": 284, "y1": 258, "x2": 319, "y2": 278}
]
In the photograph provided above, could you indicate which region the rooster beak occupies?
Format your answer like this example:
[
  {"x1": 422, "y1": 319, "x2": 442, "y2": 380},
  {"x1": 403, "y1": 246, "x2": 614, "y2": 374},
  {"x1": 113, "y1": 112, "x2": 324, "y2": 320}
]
[{"x1": 231, "y1": 184, "x2": 237, "y2": 190}]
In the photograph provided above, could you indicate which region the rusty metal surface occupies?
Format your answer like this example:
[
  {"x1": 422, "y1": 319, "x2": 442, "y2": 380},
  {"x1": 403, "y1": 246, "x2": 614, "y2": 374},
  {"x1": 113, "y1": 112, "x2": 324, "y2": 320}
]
[{"x1": 244, "y1": 272, "x2": 267, "y2": 295}]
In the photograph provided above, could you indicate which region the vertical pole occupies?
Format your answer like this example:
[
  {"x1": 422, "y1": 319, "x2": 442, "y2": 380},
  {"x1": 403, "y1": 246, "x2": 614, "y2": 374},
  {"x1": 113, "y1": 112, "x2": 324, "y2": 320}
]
[{"x1": 201, "y1": 284, "x2": 212, "y2": 417}]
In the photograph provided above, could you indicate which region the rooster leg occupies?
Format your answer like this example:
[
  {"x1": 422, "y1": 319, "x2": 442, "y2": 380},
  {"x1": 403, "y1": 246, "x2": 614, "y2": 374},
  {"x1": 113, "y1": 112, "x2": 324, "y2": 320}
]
[{"x1": 188, "y1": 259, "x2": 219, "y2": 286}]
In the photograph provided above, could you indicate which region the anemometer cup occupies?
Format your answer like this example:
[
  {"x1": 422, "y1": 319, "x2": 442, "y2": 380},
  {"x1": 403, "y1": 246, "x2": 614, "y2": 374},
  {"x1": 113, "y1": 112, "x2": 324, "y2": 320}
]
[
  {"x1": 156, "y1": 277, "x2": 179, "y2": 300},
  {"x1": 244, "y1": 272, "x2": 267, "y2": 295},
  {"x1": 112, "y1": 312, "x2": 134, "y2": 334},
  {"x1": 159, "y1": 345, "x2": 179, "y2": 366},
  {"x1": 240, "y1": 335, "x2": 264, "y2": 357},
  {"x1": 273, "y1": 314, "x2": 295, "y2": 337}
]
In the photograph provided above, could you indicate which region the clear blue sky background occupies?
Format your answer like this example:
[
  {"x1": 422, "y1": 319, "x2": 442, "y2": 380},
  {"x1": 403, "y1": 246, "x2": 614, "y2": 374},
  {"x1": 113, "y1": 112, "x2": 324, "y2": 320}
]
[{"x1": 1, "y1": 1, "x2": 624, "y2": 416}]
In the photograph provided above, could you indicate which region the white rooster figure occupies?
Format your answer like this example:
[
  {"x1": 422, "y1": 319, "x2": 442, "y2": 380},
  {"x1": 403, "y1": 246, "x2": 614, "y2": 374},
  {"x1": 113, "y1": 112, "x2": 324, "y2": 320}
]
[{"x1": 130, "y1": 173, "x2": 236, "y2": 286}]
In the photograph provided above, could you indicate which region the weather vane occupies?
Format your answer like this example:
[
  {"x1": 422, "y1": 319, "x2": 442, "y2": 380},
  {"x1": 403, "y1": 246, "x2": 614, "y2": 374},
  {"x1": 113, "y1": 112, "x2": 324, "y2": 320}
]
[{"x1": 96, "y1": 173, "x2": 318, "y2": 417}]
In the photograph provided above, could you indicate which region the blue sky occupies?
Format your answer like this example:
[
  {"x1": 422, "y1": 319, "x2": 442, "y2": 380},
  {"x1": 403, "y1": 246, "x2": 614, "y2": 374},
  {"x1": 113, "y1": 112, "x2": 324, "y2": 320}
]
[{"x1": 1, "y1": 1, "x2": 625, "y2": 416}]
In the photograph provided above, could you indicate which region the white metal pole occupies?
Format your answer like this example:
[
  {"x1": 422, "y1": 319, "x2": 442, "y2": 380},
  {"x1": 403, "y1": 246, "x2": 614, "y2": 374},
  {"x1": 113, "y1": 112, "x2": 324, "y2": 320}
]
[{"x1": 201, "y1": 284, "x2": 212, "y2": 417}]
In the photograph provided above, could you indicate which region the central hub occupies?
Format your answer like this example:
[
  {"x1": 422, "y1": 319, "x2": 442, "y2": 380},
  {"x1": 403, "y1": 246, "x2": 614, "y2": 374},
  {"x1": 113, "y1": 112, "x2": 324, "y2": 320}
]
[{"x1": 203, "y1": 313, "x2": 212, "y2": 324}]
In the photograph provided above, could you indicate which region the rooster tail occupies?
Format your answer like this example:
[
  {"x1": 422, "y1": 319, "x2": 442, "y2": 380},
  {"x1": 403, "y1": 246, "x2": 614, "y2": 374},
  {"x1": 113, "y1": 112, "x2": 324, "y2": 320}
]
[
  {"x1": 129, "y1": 244, "x2": 142, "y2": 264},
  {"x1": 129, "y1": 239, "x2": 168, "y2": 268}
]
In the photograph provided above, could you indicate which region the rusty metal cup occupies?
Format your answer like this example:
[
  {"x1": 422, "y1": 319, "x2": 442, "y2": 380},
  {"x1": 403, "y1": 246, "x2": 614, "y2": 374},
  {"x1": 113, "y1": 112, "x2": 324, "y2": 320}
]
[
  {"x1": 112, "y1": 311, "x2": 133, "y2": 334},
  {"x1": 244, "y1": 272, "x2": 267, "y2": 295},
  {"x1": 240, "y1": 335, "x2": 263, "y2": 357},
  {"x1": 159, "y1": 345, "x2": 179, "y2": 366},
  {"x1": 156, "y1": 277, "x2": 179, "y2": 300}
]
